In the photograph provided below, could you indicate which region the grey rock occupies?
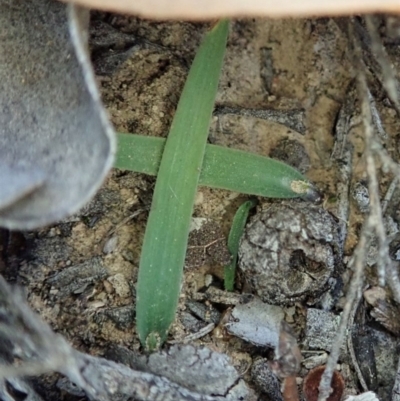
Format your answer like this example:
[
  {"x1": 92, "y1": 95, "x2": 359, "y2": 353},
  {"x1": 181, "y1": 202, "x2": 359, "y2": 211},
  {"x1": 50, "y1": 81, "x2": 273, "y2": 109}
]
[
  {"x1": 352, "y1": 326, "x2": 378, "y2": 391},
  {"x1": 103, "y1": 235, "x2": 119, "y2": 254},
  {"x1": 145, "y1": 345, "x2": 240, "y2": 396},
  {"x1": 180, "y1": 311, "x2": 206, "y2": 333},
  {"x1": 107, "y1": 344, "x2": 241, "y2": 397},
  {"x1": 186, "y1": 300, "x2": 221, "y2": 324},
  {"x1": 47, "y1": 257, "x2": 108, "y2": 297},
  {"x1": 251, "y1": 358, "x2": 283, "y2": 401},
  {"x1": 351, "y1": 181, "x2": 370, "y2": 213},
  {"x1": 225, "y1": 298, "x2": 284, "y2": 348},
  {"x1": 371, "y1": 329, "x2": 399, "y2": 401},
  {"x1": 226, "y1": 379, "x2": 256, "y2": 401},
  {"x1": 346, "y1": 392, "x2": 379, "y2": 401},
  {"x1": 305, "y1": 308, "x2": 341, "y2": 351},
  {"x1": 239, "y1": 201, "x2": 340, "y2": 305},
  {"x1": 101, "y1": 305, "x2": 135, "y2": 330},
  {"x1": 56, "y1": 377, "x2": 85, "y2": 397}
]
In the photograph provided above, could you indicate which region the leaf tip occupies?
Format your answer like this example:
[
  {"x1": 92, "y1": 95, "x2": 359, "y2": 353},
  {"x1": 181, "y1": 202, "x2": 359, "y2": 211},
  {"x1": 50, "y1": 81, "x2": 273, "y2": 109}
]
[{"x1": 290, "y1": 180, "x2": 323, "y2": 204}]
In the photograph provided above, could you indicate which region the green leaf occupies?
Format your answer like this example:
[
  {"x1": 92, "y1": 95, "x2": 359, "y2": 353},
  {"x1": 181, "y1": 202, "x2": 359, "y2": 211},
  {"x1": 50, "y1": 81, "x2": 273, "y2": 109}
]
[
  {"x1": 136, "y1": 20, "x2": 230, "y2": 350},
  {"x1": 224, "y1": 199, "x2": 257, "y2": 291},
  {"x1": 116, "y1": 133, "x2": 321, "y2": 202}
]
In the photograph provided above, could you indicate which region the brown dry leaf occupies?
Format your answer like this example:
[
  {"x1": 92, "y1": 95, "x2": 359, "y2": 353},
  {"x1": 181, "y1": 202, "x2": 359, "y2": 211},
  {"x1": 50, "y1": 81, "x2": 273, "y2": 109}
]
[
  {"x1": 364, "y1": 287, "x2": 400, "y2": 336},
  {"x1": 60, "y1": 0, "x2": 400, "y2": 20}
]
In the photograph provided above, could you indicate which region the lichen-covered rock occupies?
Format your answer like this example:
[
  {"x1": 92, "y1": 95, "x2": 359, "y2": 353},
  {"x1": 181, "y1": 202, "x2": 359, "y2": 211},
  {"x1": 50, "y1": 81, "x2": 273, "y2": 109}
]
[
  {"x1": 351, "y1": 181, "x2": 370, "y2": 213},
  {"x1": 238, "y1": 201, "x2": 340, "y2": 305}
]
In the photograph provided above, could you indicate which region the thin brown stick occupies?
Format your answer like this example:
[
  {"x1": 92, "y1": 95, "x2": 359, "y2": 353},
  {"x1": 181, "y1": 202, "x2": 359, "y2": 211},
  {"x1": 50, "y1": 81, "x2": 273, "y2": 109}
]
[
  {"x1": 319, "y1": 17, "x2": 400, "y2": 400},
  {"x1": 283, "y1": 376, "x2": 299, "y2": 401}
]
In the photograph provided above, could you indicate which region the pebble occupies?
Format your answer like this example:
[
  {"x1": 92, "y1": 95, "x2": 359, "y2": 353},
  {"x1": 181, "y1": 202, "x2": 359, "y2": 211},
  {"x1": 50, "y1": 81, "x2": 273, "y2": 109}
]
[{"x1": 107, "y1": 273, "x2": 131, "y2": 298}]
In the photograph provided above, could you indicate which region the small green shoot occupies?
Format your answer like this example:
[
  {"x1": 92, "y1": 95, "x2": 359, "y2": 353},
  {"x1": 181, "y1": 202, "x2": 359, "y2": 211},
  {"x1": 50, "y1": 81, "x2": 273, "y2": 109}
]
[
  {"x1": 224, "y1": 199, "x2": 257, "y2": 291},
  {"x1": 136, "y1": 20, "x2": 230, "y2": 350}
]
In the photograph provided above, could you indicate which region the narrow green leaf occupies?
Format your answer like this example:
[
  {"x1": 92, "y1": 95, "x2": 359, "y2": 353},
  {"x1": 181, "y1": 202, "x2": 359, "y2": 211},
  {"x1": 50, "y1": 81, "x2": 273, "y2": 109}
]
[
  {"x1": 116, "y1": 133, "x2": 321, "y2": 202},
  {"x1": 136, "y1": 20, "x2": 229, "y2": 350},
  {"x1": 224, "y1": 199, "x2": 257, "y2": 291}
]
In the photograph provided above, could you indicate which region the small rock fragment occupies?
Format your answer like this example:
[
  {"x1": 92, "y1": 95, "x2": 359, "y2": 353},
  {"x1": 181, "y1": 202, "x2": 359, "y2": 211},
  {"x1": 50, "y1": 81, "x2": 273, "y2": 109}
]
[
  {"x1": 180, "y1": 311, "x2": 205, "y2": 333},
  {"x1": 100, "y1": 305, "x2": 135, "y2": 330},
  {"x1": 370, "y1": 328, "x2": 399, "y2": 400},
  {"x1": 305, "y1": 309, "x2": 341, "y2": 352},
  {"x1": 363, "y1": 286, "x2": 387, "y2": 306},
  {"x1": 146, "y1": 345, "x2": 240, "y2": 395},
  {"x1": 47, "y1": 257, "x2": 107, "y2": 298},
  {"x1": 103, "y1": 234, "x2": 118, "y2": 254},
  {"x1": 364, "y1": 287, "x2": 400, "y2": 335},
  {"x1": 192, "y1": 286, "x2": 254, "y2": 305},
  {"x1": 112, "y1": 344, "x2": 241, "y2": 396},
  {"x1": 351, "y1": 181, "x2": 370, "y2": 213},
  {"x1": 107, "y1": 273, "x2": 131, "y2": 298},
  {"x1": 225, "y1": 297, "x2": 284, "y2": 348},
  {"x1": 57, "y1": 377, "x2": 86, "y2": 397},
  {"x1": 303, "y1": 352, "x2": 328, "y2": 370},
  {"x1": 186, "y1": 300, "x2": 221, "y2": 324},
  {"x1": 351, "y1": 326, "x2": 378, "y2": 390},
  {"x1": 251, "y1": 358, "x2": 283, "y2": 401},
  {"x1": 345, "y1": 392, "x2": 379, "y2": 401},
  {"x1": 285, "y1": 306, "x2": 296, "y2": 323},
  {"x1": 189, "y1": 217, "x2": 208, "y2": 231},
  {"x1": 226, "y1": 379, "x2": 257, "y2": 401}
]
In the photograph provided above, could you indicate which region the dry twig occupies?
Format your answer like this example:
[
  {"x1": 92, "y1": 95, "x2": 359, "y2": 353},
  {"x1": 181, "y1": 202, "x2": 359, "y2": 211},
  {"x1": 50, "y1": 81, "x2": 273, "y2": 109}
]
[
  {"x1": 318, "y1": 218, "x2": 370, "y2": 401},
  {"x1": 319, "y1": 16, "x2": 400, "y2": 400},
  {"x1": 0, "y1": 277, "x2": 239, "y2": 401}
]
